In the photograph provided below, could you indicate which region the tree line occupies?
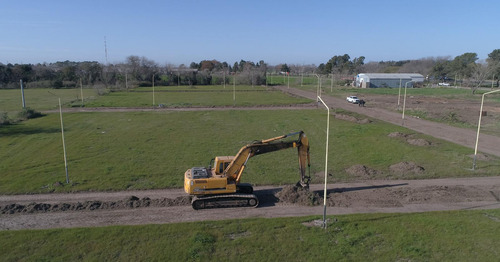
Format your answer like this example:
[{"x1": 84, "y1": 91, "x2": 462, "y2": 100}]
[{"x1": 1, "y1": 50, "x2": 499, "y2": 90}]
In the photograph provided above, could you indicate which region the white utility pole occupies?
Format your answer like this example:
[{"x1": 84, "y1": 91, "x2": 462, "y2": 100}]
[
  {"x1": 402, "y1": 81, "x2": 414, "y2": 125},
  {"x1": 59, "y1": 98, "x2": 69, "y2": 184},
  {"x1": 80, "y1": 78, "x2": 84, "y2": 107},
  {"x1": 20, "y1": 79, "x2": 26, "y2": 108},
  {"x1": 397, "y1": 78, "x2": 402, "y2": 109},
  {"x1": 473, "y1": 89, "x2": 500, "y2": 170},
  {"x1": 317, "y1": 96, "x2": 330, "y2": 229}
]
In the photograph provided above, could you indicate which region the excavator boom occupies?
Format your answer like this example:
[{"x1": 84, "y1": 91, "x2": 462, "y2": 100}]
[{"x1": 224, "y1": 131, "x2": 310, "y2": 186}]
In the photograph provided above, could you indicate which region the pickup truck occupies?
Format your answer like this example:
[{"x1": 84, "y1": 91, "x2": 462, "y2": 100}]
[{"x1": 346, "y1": 96, "x2": 360, "y2": 104}]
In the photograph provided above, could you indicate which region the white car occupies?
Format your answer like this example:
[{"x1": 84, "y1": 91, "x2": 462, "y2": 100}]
[
  {"x1": 438, "y1": 82, "x2": 450, "y2": 86},
  {"x1": 347, "y1": 96, "x2": 360, "y2": 104}
]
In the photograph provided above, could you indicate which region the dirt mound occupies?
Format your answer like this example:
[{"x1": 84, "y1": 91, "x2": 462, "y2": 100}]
[
  {"x1": 357, "y1": 118, "x2": 372, "y2": 124},
  {"x1": 469, "y1": 153, "x2": 493, "y2": 161},
  {"x1": 275, "y1": 185, "x2": 320, "y2": 206},
  {"x1": 388, "y1": 132, "x2": 408, "y2": 138},
  {"x1": 407, "y1": 138, "x2": 432, "y2": 146},
  {"x1": 0, "y1": 195, "x2": 191, "y2": 215},
  {"x1": 389, "y1": 162, "x2": 425, "y2": 175},
  {"x1": 302, "y1": 218, "x2": 332, "y2": 228},
  {"x1": 345, "y1": 164, "x2": 380, "y2": 179},
  {"x1": 388, "y1": 132, "x2": 432, "y2": 146},
  {"x1": 334, "y1": 113, "x2": 372, "y2": 124}
]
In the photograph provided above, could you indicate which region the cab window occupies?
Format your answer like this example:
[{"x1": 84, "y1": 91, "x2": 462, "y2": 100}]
[{"x1": 218, "y1": 162, "x2": 224, "y2": 174}]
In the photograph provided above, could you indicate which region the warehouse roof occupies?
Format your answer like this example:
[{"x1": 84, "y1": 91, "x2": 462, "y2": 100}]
[{"x1": 357, "y1": 73, "x2": 424, "y2": 79}]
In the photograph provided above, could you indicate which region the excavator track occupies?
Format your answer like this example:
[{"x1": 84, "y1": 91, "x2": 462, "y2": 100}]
[{"x1": 191, "y1": 194, "x2": 259, "y2": 210}]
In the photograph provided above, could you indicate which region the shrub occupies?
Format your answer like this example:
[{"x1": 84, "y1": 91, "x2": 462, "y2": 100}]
[
  {"x1": 0, "y1": 112, "x2": 10, "y2": 126},
  {"x1": 17, "y1": 108, "x2": 44, "y2": 120}
]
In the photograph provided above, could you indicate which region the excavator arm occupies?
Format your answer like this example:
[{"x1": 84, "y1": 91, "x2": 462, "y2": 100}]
[{"x1": 224, "y1": 131, "x2": 311, "y2": 187}]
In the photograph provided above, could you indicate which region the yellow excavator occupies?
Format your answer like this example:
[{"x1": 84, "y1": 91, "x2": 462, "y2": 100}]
[{"x1": 184, "y1": 131, "x2": 311, "y2": 209}]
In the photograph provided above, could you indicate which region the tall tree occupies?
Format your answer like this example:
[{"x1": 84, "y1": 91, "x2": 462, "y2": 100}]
[
  {"x1": 487, "y1": 49, "x2": 500, "y2": 84},
  {"x1": 450, "y1": 52, "x2": 478, "y2": 78}
]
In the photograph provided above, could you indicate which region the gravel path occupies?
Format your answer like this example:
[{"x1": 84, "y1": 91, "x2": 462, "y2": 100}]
[{"x1": 276, "y1": 86, "x2": 500, "y2": 157}]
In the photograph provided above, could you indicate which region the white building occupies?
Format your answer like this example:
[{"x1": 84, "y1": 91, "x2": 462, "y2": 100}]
[{"x1": 355, "y1": 73, "x2": 425, "y2": 88}]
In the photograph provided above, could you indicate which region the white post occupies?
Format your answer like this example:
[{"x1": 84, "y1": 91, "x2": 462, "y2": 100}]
[
  {"x1": 80, "y1": 78, "x2": 84, "y2": 107},
  {"x1": 402, "y1": 81, "x2": 413, "y2": 125},
  {"x1": 152, "y1": 74, "x2": 155, "y2": 107},
  {"x1": 314, "y1": 74, "x2": 321, "y2": 102},
  {"x1": 233, "y1": 74, "x2": 236, "y2": 104},
  {"x1": 287, "y1": 73, "x2": 290, "y2": 88},
  {"x1": 59, "y1": 98, "x2": 69, "y2": 184},
  {"x1": 473, "y1": 89, "x2": 500, "y2": 170},
  {"x1": 20, "y1": 79, "x2": 26, "y2": 108},
  {"x1": 398, "y1": 78, "x2": 402, "y2": 108},
  {"x1": 331, "y1": 71, "x2": 333, "y2": 91},
  {"x1": 317, "y1": 96, "x2": 330, "y2": 229}
]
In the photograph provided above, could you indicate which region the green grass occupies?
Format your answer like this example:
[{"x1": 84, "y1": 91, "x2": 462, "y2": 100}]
[
  {"x1": 2, "y1": 209, "x2": 499, "y2": 261},
  {"x1": 84, "y1": 85, "x2": 311, "y2": 107},
  {"x1": 0, "y1": 86, "x2": 312, "y2": 111},
  {"x1": 0, "y1": 88, "x2": 97, "y2": 114},
  {"x1": 1, "y1": 109, "x2": 497, "y2": 194}
]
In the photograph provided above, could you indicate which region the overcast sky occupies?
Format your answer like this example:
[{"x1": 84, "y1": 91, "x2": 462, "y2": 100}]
[{"x1": 1, "y1": 0, "x2": 499, "y2": 65}]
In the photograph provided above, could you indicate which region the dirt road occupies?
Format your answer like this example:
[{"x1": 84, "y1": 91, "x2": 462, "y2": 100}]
[
  {"x1": 1, "y1": 176, "x2": 499, "y2": 230},
  {"x1": 276, "y1": 86, "x2": 500, "y2": 157}
]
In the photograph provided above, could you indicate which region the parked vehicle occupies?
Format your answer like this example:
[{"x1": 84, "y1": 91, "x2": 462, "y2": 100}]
[{"x1": 347, "y1": 96, "x2": 360, "y2": 103}]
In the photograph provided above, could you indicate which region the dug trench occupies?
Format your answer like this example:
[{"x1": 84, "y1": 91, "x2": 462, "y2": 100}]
[{"x1": 2, "y1": 180, "x2": 499, "y2": 215}]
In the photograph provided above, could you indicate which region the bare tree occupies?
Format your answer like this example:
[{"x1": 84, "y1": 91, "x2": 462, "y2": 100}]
[{"x1": 471, "y1": 61, "x2": 494, "y2": 94}]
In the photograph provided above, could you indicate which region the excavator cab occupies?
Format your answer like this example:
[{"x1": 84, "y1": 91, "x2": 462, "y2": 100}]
[{"x1": 213, "y1": 156, "x2": 234, "y2": 176}]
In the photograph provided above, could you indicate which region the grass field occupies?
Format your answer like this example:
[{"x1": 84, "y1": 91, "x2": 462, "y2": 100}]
[
  {"x1": 83, "y1": 85, "x2": 311, "y2": 108},
  {"x1": 2, "y1": 209, "x2": 499, "y2": 261},
  {"x1": 1, "y1": 109, "x2": 498, "y2": 194},
  {"x1": 0, "y1": 86, "x2": 312, "y2": 114},
  {"x1": 0, "y1": 88, "x2": 97, "y2": 115}
]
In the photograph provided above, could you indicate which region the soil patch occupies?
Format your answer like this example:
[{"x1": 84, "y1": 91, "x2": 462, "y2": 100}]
[
  {"x1": 390, "y1": 185, "x2": 491, "y2": 204},
  {"x1": 0, "y1": 195, "x2": 191, "y2": 215},
  {"x1": 407, "y1": 138, "x2": 432, "y2": 146},
  {"x1": 302, "y1": 219, "x2": 331, "y2": 228},
  {"x1": 389, "y1": 161, "x2": 425, "y2": 175},
  {"x1": 388, "y1": 132, "x2": 432, "y2": 146},
  {"x1": 334, "y1": 113, "x2": 372, "y2": 124},
  {"x1": 345, "y1": 164, "x2": 381, "y2": 179},
  {"x1": 275, "y1": 185, "x2": 320, "y2": 206},
  {"x1": 469, "y1": 153, "x2": 493, "y2": 161},
  {"x1": 388, "y1": 132, "x2": 408, "y2": 138}
]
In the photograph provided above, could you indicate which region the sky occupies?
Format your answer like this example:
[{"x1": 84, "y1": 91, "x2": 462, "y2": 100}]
[{"x1": 1, "y1": 0, "x2": 500, "y2": 66}]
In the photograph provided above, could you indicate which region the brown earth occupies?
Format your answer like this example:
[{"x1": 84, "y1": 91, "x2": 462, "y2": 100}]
[
  {"x1": 366, "y1": 93, "x2": 500, "y2": 130},
  {"x1": 1, "y1": 177, "x2": 499, "y2": 230}
]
